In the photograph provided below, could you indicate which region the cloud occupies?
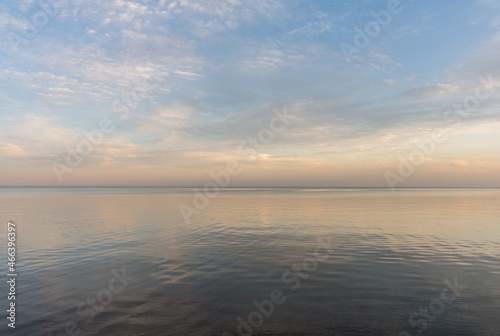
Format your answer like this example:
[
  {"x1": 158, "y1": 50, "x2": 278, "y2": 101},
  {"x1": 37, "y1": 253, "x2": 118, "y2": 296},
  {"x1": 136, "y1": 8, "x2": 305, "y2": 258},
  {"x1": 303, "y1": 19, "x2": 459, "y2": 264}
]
[
  {"x1": 0, "y1": 142, "x2": 30, "y2": 158},
  {"x1": 403, "y1": 83, "x2": 461, "y2": 99},
  {"x1": 0, "y1": 0, "x2": 499, "y2": 186}
]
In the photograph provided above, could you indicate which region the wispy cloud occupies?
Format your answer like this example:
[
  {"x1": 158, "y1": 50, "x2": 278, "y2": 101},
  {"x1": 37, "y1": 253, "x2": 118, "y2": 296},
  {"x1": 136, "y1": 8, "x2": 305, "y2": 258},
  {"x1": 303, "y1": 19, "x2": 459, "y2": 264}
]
[{"x1": 0, "y1": 0, "x2": 499, "y2": 186}]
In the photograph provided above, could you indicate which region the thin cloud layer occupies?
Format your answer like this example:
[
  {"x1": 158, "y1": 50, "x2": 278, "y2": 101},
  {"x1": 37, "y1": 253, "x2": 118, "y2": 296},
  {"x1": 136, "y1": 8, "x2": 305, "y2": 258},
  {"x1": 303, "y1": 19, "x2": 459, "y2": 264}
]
[{"x1": 0, "y1": 0, "x2": 499, "y2": 186}]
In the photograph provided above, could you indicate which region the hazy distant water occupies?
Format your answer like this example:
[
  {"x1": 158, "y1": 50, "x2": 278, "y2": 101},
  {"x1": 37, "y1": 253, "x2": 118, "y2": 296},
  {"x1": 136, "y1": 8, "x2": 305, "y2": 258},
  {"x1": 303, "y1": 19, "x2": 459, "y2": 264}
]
[{"x1": 1, "y1": 188, "x2": 499, "y2": 336}]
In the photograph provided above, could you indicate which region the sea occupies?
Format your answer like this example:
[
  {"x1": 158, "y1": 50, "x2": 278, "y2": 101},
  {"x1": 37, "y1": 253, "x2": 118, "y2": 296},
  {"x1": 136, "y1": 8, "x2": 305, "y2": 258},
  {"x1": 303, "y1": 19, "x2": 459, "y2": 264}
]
[{"x1": 0, "y1": 187, "x2": 499, "y2": 335}]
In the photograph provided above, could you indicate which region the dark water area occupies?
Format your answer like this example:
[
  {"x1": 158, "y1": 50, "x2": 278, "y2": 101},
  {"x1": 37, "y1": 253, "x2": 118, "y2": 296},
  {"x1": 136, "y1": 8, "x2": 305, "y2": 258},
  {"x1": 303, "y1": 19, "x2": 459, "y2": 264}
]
[{"x1": 0, "y1": 188, "x2": 499, "y2": 335}]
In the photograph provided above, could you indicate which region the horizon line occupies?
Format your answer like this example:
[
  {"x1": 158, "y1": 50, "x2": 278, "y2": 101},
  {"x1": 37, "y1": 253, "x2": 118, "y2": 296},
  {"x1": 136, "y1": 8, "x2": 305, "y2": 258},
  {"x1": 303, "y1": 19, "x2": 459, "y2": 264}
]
[{"x1": 1, "y1": 186, "x2": 500, "y2": 189}]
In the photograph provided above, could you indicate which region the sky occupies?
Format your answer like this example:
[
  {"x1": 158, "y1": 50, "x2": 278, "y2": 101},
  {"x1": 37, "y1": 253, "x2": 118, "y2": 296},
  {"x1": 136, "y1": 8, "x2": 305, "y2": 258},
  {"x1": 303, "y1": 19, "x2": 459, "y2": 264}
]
[{"x1": 0, "y1": 0, "x2": 499, "y2": 187}]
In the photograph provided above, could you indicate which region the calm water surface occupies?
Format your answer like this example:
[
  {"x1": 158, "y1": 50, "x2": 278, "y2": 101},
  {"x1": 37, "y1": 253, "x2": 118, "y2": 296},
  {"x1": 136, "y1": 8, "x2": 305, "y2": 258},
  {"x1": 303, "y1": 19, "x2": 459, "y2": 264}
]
[{"x1": 0, "y1": 188, "x2": 499, "y2": 335}]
